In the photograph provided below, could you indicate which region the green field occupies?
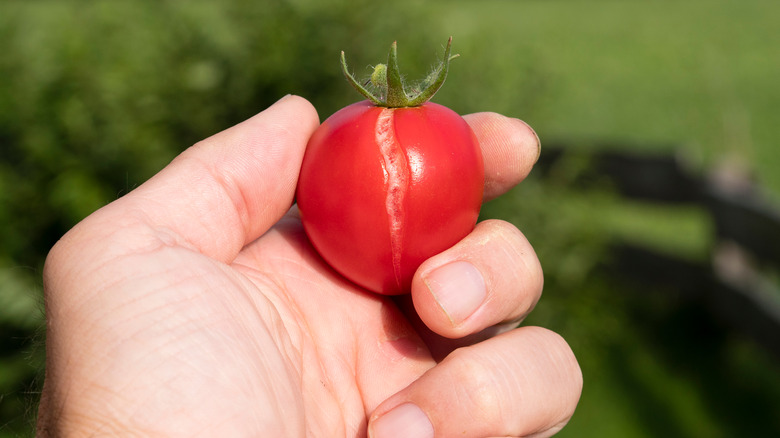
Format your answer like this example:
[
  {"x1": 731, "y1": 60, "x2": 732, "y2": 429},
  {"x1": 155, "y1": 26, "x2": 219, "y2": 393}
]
[
  {"x1": 439, "y1": 1, "x2": 780, "y2": 190},
  {"x1": 1, "y1": 1, "x2": 779, "y2": 436}
]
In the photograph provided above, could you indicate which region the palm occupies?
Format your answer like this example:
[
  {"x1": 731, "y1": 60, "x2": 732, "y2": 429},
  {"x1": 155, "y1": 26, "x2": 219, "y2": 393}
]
[{"x1": 109, "y1": 213, "x2": 434, "y2": 436}]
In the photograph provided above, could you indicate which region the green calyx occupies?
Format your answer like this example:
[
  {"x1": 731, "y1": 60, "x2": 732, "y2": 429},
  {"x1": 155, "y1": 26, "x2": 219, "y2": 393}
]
[{"x1": 340, "y1": 37, "x2": 459, "y2": 108}]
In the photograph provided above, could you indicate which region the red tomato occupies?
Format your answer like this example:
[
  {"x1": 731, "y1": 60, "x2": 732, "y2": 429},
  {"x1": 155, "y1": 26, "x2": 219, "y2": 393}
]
[{"x1": 296, "y1": 100, "x2": 484, "y2": 294}]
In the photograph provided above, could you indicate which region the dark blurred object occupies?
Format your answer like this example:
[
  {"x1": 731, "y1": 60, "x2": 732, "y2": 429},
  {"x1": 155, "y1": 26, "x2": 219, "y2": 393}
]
[{"x1": 539, "y1": 144, "x2": 780, "y2": 360}]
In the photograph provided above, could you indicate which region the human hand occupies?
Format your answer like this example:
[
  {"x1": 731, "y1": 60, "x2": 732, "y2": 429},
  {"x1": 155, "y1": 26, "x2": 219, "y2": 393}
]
[{"x1": 37, "y1": 95, "x2": 582, "y2": 437}]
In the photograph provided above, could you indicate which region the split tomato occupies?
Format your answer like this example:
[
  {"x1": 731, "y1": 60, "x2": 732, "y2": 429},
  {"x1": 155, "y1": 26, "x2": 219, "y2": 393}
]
[{"x1": 296, "y1": 38, "x2": 484, "y2": 295}]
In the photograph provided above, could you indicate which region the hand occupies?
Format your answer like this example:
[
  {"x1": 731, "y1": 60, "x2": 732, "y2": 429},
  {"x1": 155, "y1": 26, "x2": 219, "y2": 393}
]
[{"x1": 37, "y1": 95, "x2": 582, "y2": 437}]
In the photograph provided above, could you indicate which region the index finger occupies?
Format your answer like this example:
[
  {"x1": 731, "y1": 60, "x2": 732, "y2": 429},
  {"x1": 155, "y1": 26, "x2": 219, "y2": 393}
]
[
  {"x1": 94, "y1": 95, "x2": 320, "y2": 263},
  {"x1": 464, "y1": 113, "x2": 541, "y2": 201}
]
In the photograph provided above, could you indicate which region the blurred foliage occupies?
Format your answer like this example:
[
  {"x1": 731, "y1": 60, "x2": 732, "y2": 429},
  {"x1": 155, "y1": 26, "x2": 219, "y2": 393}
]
[
  {"x1": 482, "y1": 169, "x2": 780, "y2": 437},
  {"x1": 2, "y1": 0, "x2": 780, "y2": 437}
]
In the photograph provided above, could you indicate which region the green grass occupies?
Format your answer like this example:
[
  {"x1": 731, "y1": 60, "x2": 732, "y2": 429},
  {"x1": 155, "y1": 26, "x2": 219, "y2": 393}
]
[{"x1": 433, "y1": 0, "x2": 780, "y2": 192}]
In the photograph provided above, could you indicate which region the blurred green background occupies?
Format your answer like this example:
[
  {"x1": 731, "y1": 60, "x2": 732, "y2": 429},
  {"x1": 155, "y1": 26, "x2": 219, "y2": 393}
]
[{"x1": 2, "y1": 0, "x2": 779, "y2": 436}]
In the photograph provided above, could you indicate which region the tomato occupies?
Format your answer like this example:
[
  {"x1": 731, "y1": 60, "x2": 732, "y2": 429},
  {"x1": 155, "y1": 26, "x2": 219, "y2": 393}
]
[
  {"x1": 297, "y1": 100, "x2": 483, "y2": 294},
  {"x1": 296, "y1": 38, "x2": 484, "y2": 295}
]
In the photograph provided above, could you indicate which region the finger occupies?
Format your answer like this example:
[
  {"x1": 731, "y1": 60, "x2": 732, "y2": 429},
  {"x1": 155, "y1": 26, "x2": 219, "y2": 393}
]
[
  {"x1": 113, "y1": 95, "x2": 319, "y2": 262},
  {"x1": 463, "y1": 112, "x2": 540, "y2": 201},
  {"x1": 368, "y1": 327, "x2": 583, "y2": 438},
  {"x1": 410, "y1": 219, "x2": 543, "y2": 339}
]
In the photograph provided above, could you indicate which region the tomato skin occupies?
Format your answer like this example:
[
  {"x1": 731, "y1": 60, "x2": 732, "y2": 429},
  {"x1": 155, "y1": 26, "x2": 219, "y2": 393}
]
[{"x1": 296, "y1": 100, "x2": 484, "y2": 295}]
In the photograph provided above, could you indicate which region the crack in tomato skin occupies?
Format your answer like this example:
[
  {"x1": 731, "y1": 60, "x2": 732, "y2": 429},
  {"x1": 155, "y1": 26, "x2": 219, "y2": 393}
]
[
  {"x1": 296, "y1": 100, "x2": 484, "y2": 295},
  {"x1": 374, "y1": 108, "x2": 408, "y2": 292}
]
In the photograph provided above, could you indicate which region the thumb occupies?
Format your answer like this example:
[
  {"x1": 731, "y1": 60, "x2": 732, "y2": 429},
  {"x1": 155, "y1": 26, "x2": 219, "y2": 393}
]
[{"x1": 113, "y1": 95, "x2": 320, "y2": 262}]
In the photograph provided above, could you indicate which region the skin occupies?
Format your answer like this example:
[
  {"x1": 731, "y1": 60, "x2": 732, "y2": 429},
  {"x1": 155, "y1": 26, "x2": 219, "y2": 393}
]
[{"x1": 37, "y1": 95, "x2": 582, "y2": 437}]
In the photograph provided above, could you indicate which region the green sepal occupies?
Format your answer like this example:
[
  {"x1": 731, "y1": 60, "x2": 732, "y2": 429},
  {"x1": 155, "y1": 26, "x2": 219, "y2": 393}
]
[
  {"x1": 340, "y1": 37, "x2": 458, "y2": 108},
  {"x1": 340, "y1": 51, "x2": 383, "y2": 106}
]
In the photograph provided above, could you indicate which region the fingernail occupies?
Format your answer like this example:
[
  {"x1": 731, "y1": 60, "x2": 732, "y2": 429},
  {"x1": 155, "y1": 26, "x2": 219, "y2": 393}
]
[
  {"x1": 370, "y1": 403, "x2": 433, "y2": 438},
  {"x1": 516, "y1": 118, "x2": 541, "y2": 163},
  {"x1": 423, "y1": 260, "x2": 486, "y2": 325}
]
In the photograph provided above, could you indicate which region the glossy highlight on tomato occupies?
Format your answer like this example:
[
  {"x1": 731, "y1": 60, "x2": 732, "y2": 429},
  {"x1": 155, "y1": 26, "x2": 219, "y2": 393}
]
[{"x1": 296, "y1": 38, "x2": 484, "y2": 295}]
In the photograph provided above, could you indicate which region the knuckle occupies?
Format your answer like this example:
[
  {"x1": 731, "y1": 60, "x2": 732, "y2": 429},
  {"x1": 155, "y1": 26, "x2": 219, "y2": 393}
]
[
  {"x1": 478, "y1": 218, "x2": 524, "y2": 241},
  {"x1": 445, "y1": 349, "x2": 508, "y2": 424},
  {"x1": 475, "y1": 219, "x2": 544, "y2": 298},
  {"x1": 475, "y1": 220, "x2": 533, "y2": 262}
]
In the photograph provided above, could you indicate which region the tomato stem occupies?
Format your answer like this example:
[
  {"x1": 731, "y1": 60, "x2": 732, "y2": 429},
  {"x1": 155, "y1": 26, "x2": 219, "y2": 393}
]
[
  {"x1": 386, "y1": 41, "x2": 407, "y2": 107},
  {"x1": 340, "y1": 37, "x2": 458, "y2": 108}
]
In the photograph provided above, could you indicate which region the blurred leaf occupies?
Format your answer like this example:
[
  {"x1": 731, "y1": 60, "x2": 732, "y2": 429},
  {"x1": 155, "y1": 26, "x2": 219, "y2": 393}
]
[{"x1": 0, "y1": 263, "x2": 42, "y2": 331}]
